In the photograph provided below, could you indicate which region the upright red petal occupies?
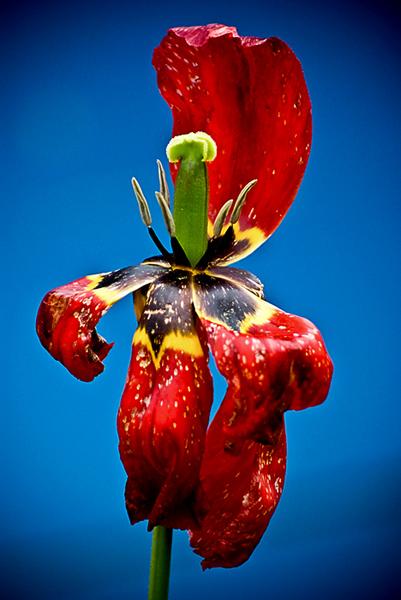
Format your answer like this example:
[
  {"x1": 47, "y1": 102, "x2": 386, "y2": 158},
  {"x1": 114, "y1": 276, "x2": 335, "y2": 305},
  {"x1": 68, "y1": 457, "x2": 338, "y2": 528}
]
[
  {"x1": 153, "y1": 24, "x2": 312, "y2": 260},
  {"x1": 117, "y1": 273, "x2": 213, "y2": 530}
]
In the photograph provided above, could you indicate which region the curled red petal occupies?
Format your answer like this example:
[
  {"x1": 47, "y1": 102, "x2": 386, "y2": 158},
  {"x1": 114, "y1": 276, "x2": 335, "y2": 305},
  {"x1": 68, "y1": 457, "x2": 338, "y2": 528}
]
[
  {"x1": 190, "y1": 272, "x2": 332, "y2": 567},
  {"x1": 117, "y1": 276, "x2": 213, "y2": 530},
  {"x1": 193, "y1": 271, "x2": 332, "y2": 447},
  {"x1": 36, "y1": 276, "x2": 113, "y2": 382},
  {"x1": 153, "y1": 24, "x2": 312, "y2": 261},
  {"x1": 199, "y1": 311, "x2": 332, "y2": 451},
  {"x1": 36, "y1": 264, "x2": 167, "y2": 382},
  {"x1": 190, "y1": 409, "x2": 287, "y2": 569},
  {"x1": 242, "y1": 306, "x2": 334, "y2": 413}
]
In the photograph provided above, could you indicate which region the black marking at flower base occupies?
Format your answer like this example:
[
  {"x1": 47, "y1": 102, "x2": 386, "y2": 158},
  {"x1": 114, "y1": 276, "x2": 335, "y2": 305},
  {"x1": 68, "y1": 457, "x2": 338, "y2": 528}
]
[
  {"x1": 138, "y1": 270, "x2": 198, "y2": 358},
  {"x1": 197, "y1": 225, "x2": 252, "y2": 268},
  {"x1": 194, "y1": 274, "x2": 261, "y2": 332},
  {"x1": 93, "y1": 263, "x2": 168, "y2": 292}
]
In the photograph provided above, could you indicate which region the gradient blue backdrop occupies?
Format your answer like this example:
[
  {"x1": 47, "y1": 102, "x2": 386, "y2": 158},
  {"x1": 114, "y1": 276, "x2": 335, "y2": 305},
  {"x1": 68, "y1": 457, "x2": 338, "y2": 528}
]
[{"x1": 2, "y1": 0, "x2": 400, "y2": 598}]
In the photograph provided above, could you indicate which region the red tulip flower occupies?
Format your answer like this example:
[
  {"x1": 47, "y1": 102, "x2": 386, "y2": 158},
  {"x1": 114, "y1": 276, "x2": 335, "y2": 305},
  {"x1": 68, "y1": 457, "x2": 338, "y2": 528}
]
[{"x1": 36, "y1": 24, "x2": 332, "y2": 570}]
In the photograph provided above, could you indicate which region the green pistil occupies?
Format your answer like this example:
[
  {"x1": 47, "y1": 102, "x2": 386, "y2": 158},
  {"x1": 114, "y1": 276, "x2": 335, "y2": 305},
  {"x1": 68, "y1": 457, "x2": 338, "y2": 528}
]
[{"x1": 167, "y1": 132, "x2": 217, "y2": 268}]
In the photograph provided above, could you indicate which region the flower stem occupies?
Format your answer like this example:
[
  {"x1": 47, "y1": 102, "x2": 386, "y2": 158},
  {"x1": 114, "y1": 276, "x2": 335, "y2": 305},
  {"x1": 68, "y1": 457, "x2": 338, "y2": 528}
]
[{"x1": 148, "y1": 526, "x2": 173, "y2": 600}]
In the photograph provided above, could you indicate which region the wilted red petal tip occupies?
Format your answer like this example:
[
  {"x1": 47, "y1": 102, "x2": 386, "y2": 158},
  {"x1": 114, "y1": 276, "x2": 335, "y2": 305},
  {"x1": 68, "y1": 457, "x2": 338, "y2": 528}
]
[
  {"x1": 36, "y1": 279, "x2": 113, "y2": 382},
  {"x1": 170, "y1": 24, "x2": 238, "y2": 46}
]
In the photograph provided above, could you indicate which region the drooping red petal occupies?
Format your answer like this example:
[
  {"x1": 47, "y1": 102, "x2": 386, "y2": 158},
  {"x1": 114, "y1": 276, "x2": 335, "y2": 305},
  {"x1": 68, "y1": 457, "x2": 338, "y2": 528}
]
[
  {"x1": 194, "y1": 272, "x2": 333, "y2": 449},
  {"x1": 117, "y1": 271, "x2": 213, "y2": 530},
  {"x1": 200, "y1": 314, "x2": 332, "y2": 451},
  {"x1": 36, "y1": 263, "x2": 168, "y2": 382},
  {"x1": 190, "y1": 411, "x2": 287, "y2": 569},
  {"x1": 189, "y1": 270, "x2": 332, "y2": 566},
  {"x1": 153, "y1": 24, "x2": 312, "y2": 262}
]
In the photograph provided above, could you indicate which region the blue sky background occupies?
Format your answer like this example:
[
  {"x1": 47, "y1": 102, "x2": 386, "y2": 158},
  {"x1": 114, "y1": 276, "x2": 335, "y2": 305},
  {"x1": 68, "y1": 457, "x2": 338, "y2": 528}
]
[{"x1": 2, "y1": 0, "x2": 401, "y2": 598}]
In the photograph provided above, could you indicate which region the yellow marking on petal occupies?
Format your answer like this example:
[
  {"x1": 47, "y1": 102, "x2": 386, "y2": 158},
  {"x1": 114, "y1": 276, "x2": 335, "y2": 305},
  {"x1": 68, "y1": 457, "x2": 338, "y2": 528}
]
[
  {"x1": 240, "y1": 300, "x2": 277, "y2": 333},
  {"x1": 206, "y1": 219, "x2": 267, "y2": 264},
  {"x1": 85, "y1": 274, "x2": 129, "y2": 306},
  {"x1": 86, "y1": 274, "x2": 104, "y2": 289},
  {"x1": 91, "y1": 287, "x2": 123, "y2": 305},
  {"x1": 230, "y1": 222, "x2": 267, "y2": 262},
  {"x1": 162, "y1": 331, "x2": 204, "y2": 357},
  {"x1": 133, "y1": 326, "x2": 204, "y2": 368},
  {"x1": 133, "y1": 289, "x2": 147, "y2": 322}
]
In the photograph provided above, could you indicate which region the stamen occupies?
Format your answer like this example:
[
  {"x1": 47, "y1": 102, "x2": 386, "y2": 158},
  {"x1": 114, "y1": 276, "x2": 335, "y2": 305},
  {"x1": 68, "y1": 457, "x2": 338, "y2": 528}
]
[
  {"x1": 132, "y1": 178, "x2": 152, "y2": 226},
  {"x1": 213, "y1": 199, "x2": 233, "y2": 237},
  {"x1": 157, "y1": 159, "x2": 170, "y2": 208},
  {"x1": 230, "y1": 179, "x2": 258, "y2": 224},
  {"x1": 131, "y1": 176, "x2": 170, "y2": 258},
  {"x1": 147, "y1": 227, "x2": 171, "y2": 259},
  {"x1": 155, "y1": 191, "x2": 176, "y2": 237}
]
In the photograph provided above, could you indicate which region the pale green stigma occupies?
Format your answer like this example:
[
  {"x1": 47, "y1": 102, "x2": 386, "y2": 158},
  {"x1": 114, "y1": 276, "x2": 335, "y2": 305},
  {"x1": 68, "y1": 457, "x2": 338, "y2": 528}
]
[
  {"x1": 166, "y1": 131, "x2": 217, "y2": 163},
  {"x1": 165, "y1": 131, "x2": 217, "y2": 267}
]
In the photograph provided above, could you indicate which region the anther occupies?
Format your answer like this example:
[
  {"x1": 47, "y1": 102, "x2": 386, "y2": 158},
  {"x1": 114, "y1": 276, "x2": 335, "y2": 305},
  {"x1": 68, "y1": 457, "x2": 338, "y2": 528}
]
[
  {"x1": 230, "y1": 179, "x2": 258, "y2": 224},
  {"x1": 131, "y1": 178, "x2": 152, "y2": 226},
  {"x1": 213, "y1": 199, "x2": 233, "y2": 237},
  {"x1": 131, "y1": 176, "x2": 170, "y2": 258},
  {"x1": 157, "y1": 159, "x2": 170, "y2": 208},
  {"x1": 155, "y1": 191, "x2": 176, "y2": 237}
]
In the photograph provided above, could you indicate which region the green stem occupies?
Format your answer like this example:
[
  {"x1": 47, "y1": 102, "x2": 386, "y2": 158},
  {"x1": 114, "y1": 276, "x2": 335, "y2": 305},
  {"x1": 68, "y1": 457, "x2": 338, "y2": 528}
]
[{"x1": 148, "y1": 526, "x2": 173, "y2": 600}]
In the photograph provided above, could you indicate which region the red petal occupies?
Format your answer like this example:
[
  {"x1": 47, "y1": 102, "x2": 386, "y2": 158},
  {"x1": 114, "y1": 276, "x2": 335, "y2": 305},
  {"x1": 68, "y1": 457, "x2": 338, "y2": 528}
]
[
  {"x1": 117, "y1": 276, "x2": 213, "y2": 530},
  {"x1": 188, "y1": 270, "x2": 331, "y2": 567},
  {"x1": 190, "y1": 409, "x2": 287, "y2": 569},
  {"x1": 199, "y1": 312, "x2": 332, "y2": 451},
  {"x1": 36, "y1": 264, "x2": 167, "y2": 382},
  {"x1": 36, "y1": 276, "x2": 113, "y2": 382},
  {"x1": 153, "y1": 24, "x2": 312, "y2": 260}
]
